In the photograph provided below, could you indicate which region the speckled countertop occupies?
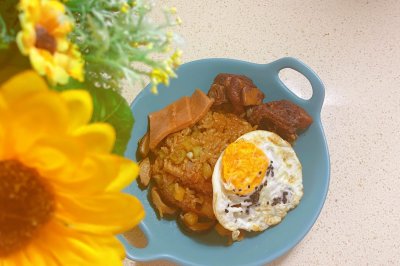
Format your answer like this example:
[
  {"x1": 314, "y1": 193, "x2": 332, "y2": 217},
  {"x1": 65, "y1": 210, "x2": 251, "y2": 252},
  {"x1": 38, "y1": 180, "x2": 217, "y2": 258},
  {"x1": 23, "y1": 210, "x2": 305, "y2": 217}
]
[{"x1": 123, "y1": 1, "x2": 400, "y2": 265}]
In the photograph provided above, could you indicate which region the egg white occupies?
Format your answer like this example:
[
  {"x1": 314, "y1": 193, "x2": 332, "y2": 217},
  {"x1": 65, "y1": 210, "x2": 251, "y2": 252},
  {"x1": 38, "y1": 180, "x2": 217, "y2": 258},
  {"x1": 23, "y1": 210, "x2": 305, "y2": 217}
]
[{"x1": 212, "y1": 130, "x2": 303, "y2": 232}]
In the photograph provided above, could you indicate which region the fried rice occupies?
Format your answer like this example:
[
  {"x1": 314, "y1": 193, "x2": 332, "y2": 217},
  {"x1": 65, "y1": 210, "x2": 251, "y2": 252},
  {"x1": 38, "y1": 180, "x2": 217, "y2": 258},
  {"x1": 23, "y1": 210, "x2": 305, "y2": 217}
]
[{"x1": 150, "y1": 111, "x2": 255, "y2": 220}]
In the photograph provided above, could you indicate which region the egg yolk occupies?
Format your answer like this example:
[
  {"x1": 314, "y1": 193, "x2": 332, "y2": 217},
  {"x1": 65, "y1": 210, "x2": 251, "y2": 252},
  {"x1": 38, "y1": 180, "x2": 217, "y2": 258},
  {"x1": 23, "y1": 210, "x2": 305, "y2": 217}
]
[{"x1": 222, "y1": 140, "x2": 269, "y2": 195}]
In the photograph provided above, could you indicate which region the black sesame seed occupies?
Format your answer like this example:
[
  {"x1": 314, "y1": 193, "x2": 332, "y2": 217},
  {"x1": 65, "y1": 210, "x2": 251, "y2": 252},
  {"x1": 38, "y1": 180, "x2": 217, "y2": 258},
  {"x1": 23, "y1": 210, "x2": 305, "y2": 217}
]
[
  {"x1": 258, "y1": 171, "x2": 262, "y2": 174},
  {"x1": 271, "y1": 197, "x2": 281, "y2": 206},
  {"x1": 238, "y1": 189, "x2": 242, "y2": 192},
  {"x1": 282, "y1": 191, "x2": 289, "y2": 204},
  {"x1": 247, "y1": 185, "x2": 250, "y2": 189},
  {"x1": 225, "y1": 209, "x2": 229, "y2": 213}
]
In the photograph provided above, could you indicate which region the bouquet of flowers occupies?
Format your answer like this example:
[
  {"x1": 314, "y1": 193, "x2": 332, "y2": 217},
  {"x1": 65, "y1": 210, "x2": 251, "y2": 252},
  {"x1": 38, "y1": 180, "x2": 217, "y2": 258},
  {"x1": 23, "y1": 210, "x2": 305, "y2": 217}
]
[{"x1": 0, "y1": 0, "x2": 181, "y2": 264}]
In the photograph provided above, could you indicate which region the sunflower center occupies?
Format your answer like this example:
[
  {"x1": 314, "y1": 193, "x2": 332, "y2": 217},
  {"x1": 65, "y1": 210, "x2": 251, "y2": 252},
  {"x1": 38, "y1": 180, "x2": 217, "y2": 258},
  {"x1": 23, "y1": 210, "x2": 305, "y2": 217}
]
[
  {"x1": 0, "y1": 160, "x2": 55, "y2": 257},
  {"x1": 35, "y1": 25, "x2": 57, "y2": 54}
]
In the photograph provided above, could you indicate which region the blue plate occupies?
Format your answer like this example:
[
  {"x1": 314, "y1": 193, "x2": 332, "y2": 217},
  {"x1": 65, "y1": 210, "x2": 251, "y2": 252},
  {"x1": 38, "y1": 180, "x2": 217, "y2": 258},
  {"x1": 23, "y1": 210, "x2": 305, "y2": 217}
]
[{"x1": 121, "y1": 57, "x2": 330, "y2": 266}]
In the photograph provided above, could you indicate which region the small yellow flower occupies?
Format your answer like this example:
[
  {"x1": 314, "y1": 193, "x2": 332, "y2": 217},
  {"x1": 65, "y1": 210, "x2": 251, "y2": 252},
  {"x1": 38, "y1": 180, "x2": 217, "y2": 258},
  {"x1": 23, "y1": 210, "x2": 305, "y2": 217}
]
[
  {"x1": 146, "y1": 42, "x2": 154, "y2": 49},
  {"x1": 170, "y1": 49, "x2": 182, "y2": 68},
  {"x1": 176, "y1": 17, "x2": 183, "y2": 25},
  {"x1": 163, "y1": 31, "x2": 174, "y2": 52},
  {"x1": 166, "y1": 31, "x2": 174, "y2": 43},
  {"x1": 149, "y1": 68, "x2": 171, "y2": 95},
  {"x1": 0, "y1": 71, "x2": 144, "y2": 265},
  {"x1": 150, "y1": 85, "x2": 159, "y2": 95},
  {"x1": 164, "y1": 65, "x2": 176, "y2": 78},
  {"x1": 16, "y1": 0, "x2": 84, "y2": 85},
  {"x1": 150, "y1": 68, "x2": 169, "y2": 86},
  {"x1": 149, "y1": 50, "x2": 182, "y2": 94},
  {"x1": 131, "y1": 41, "x2": 140, "y2": 48},
  {"x1": 121, "y1": 2, "x2": 130, "y2": 13},
  {"x1": 169, "y1": 7, "x2": 177, "y2": 14}
]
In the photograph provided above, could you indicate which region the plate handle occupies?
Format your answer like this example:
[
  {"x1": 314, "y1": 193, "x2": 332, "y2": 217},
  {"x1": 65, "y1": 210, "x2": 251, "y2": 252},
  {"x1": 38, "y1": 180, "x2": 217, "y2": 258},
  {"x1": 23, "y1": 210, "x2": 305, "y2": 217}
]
[
  {"x1": 120, "y1": 223, "x2": 161, "y2": 261},
  {"x1": 269, "y1": 57, "x2": 325, "y2": 114}
]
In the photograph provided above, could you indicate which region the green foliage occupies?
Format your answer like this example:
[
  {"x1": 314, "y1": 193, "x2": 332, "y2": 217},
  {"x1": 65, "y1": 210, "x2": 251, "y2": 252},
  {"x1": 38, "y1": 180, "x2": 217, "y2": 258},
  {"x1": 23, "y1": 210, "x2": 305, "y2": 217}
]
[
  {"x1": 89, "y1": 86, "x2": 134, "y2": 155},
  {"x1": 65, "y1": 0, "x2": 181, "y2": 92},
  {"x1": 0, "y1": 44, "x2": 30, "y2": 83},
  {"x1": 0, "y1": 1, "x2": 20, "y2": 49},
  {"x1": 54, "y1": 80, "x2": 134, "y2": 156},
  {"x1": 0, "y1": 0, "x2": 180, "y2": 155}
]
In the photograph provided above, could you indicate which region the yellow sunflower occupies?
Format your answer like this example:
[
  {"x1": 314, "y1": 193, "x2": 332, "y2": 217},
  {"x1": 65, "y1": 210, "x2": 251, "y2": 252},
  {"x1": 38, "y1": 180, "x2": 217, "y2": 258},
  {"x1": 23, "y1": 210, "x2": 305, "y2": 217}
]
[
  {"x1": 0, "y1": 71, "x2": 144, "y2": 265},
  {"x1": 16, "y1": 0, "x2": 84, "y2": 85}
]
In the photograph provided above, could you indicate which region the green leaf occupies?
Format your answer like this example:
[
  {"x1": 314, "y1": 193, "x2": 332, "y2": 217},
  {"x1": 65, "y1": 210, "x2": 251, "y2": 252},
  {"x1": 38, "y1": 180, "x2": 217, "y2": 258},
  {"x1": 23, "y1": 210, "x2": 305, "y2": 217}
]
[
  {"x1": 0, "y1": 2, "x2": 20, "y2": 49},
  {"x1": 53, "y1": 77, "x2": 85, "y2": 91},
  {"x1": 0, "y1": 45, "x2": 31, "y2": 84},
  {"x1": 89, "y1": 86, "x2": 134, "y2": 155},
  {"x1": 53, "y1": 80, "x2": 134, "y2": 156}
]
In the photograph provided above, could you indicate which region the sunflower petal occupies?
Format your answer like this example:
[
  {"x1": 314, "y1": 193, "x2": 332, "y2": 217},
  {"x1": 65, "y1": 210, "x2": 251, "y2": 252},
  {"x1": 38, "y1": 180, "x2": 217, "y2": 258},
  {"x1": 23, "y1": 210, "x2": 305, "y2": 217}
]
[
  {"x1": 105, "y1": 156, "x2": 139, "y2": 192},
  {"x1": 57, "y1": 155, "x2": 137, "y2": 195},
  {"x1": 21, "y1": 136, "x2": 83, "y2": 179},
  {"x1": 23, "y1": 152, "x2": 137, "y2": 199},
  {"x1": 23, "y1": 244, "x2": 59, "y2": 266},
  {"x1": 10, "y1": 90, "x2": 68, "y2": 131},
  {"x1": 29, "y1": 49, "x2": 47, "y2": 76},
  {"x1": 0, "y1": 71, "x2": 48, "y2": 103},
  {"x1": 1, "y1": 252, "x2": 25, "y2": 266},
  {"x1": 24, "y1": 143, "x2": 69, "y2": 170},
  {"x1": 49, "y1": 52, "x2": 71, "y2": 85},
  {"x1": 21, "y1": 136, "x2": 137, "y2": 196},
  {"x1": 8, "y1": 92, "x2": 69, "y2": 154},
  {"x1": 33, "y1": 221, "x2": 124, "y2": 265},
  {"x1": 73, "y1": 123, "x2": 116, "y2": 153},
  {"x1": 56, "y1": 193, "x2": 145, "y2": 234},
  {"x1": 0, "y1": 94, "x2": 7, "y2": 111},
  {"x1": 0, "y1": 247, "x2": 57, "y2": 266},
  {"x1": 0, "y1": 122, "x2": 5, "y2": 158},
  {"x1": 60, "y1": 90, "x2": 93, "y2": 130}
]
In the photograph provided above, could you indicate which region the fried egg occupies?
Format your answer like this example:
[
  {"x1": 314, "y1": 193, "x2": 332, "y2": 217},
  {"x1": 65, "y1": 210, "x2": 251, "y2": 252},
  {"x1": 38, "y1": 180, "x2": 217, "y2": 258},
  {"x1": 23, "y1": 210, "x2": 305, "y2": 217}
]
[{"x1": 212, "y1": 130, "x2": 303, "y2": 235}]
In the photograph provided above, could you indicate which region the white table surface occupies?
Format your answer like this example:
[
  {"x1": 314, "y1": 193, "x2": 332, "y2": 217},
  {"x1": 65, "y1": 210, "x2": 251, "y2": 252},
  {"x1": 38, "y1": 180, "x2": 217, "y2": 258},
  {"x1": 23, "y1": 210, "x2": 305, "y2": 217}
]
[{"x1": 123, "y1": 1, "x2": 400, "y2": 265}]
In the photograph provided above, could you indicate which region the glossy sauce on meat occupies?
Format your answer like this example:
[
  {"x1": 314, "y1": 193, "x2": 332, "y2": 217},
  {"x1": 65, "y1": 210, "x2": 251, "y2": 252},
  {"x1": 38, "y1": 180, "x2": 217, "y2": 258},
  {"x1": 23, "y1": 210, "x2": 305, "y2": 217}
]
[
  {"x1": 208, "y1": 73, "x2": 265, "y2": 115},
  {"x1": 247, "y1": 100, "x2": 313, "y2": 143}
]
